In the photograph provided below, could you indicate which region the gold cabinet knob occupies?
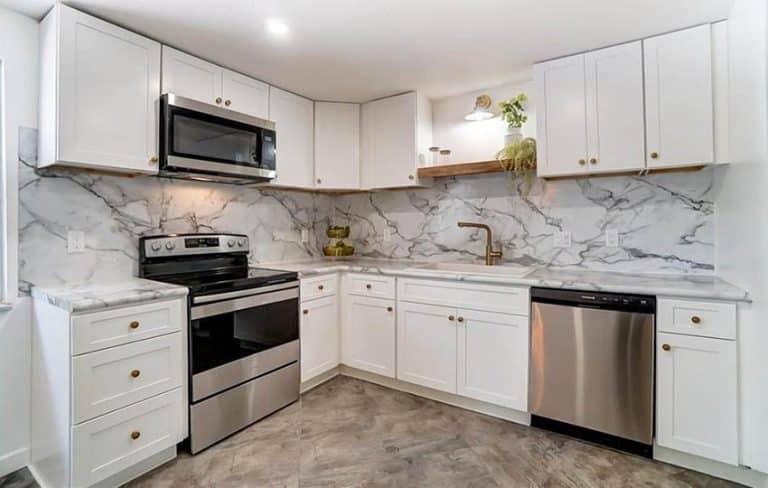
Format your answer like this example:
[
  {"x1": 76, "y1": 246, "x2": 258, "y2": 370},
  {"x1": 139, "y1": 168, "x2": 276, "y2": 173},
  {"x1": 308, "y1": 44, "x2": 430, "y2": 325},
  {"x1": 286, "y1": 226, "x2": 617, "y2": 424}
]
[
  {"x1": 408, "y1": 174, "x2": 415, "y2": 180},
  {"x1": 130, "y1": 369, "x2": 141, "y2": 378},
  {"x1": 366, "y1": 284, "x2": 372, "y2": 290},
  {"x1": 650, "y1": 152, "x2": 659, "y2": 159},
  {"x1": 130, "y1": 431, "x2": 141, "y2": 440},
  {"x1": 448, "y1": 315, "x2": 455, "y2": 321},
  {"x1": 224, "y1": 99, "x2": 231, "y2": 106},
  {"x1": 578, "y1": 159, "x2": 586, "y2": 166},
  {"x1": 691, "y1": 315, "x2": 701, "y2": 325},
  {"x1": 215, "y1": 97, "x2": 222, "y2": 104},
  {"x1": 302, "y1": 309, "x2": 309, "y2": 315},
  {"x1": 129, "y1": 321, "x2": 140, "y2": 330},
  {"x1": 589, "y1": 158, "x2": 597, "y2": 165},
  {"x1": 317, "y1": 178, "x2": 322, "y2": 184},
  {"x1": 457, "y1": 317, "x2": 464, "y2": 323},
  {"x1": 387, "y1": 306, "x2": 393, "y2": 312},
  {"x1": 150, "y1": 156, "x2": 159, "y2": 163},
  {"x1": 662, "y1": 344, "x2": 671, "y2": 351},
  {"x1": 318, "y1": 284, "x2": 324, "y2": 290}
]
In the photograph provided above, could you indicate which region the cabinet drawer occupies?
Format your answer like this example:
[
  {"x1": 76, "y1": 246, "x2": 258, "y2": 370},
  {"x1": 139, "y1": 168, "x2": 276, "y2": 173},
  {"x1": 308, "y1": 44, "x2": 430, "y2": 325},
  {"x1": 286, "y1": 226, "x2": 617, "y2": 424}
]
[
  {"x1": 346, "y1": 273, "x2": 395, "y2": 299},
  {"x1": 397, "y1": 278, "x2": 529, "y2": 315},
  {"x1": 300, "y1": 274, "x2": 338, "y2": 301},
  {"x1": 658, "y1": 298, "x2": 736, "y2": 340},
  {"x1": 72, "y1": 333, "x2": 184, "y2": 424},
  {"x1": 72, "y1": 387, "x2": 184, "y2": 488},
  {"x1": 72, "y1": 298, "x2": 184, "y2": 355}
]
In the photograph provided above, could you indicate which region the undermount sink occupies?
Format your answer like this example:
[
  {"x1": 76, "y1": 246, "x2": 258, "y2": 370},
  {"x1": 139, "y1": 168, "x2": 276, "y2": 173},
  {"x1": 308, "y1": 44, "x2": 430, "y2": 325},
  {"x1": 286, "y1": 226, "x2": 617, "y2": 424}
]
[{"x1": 412, "y1": 262, "x2": 533, "y2": 278}]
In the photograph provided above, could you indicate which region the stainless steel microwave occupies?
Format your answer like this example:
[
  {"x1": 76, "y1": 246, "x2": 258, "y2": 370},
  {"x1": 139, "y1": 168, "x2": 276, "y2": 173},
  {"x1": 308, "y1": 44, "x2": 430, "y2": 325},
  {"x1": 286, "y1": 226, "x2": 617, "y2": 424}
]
[{"x1": 159, "y1": 93, "x2": 276, "y2": 184}]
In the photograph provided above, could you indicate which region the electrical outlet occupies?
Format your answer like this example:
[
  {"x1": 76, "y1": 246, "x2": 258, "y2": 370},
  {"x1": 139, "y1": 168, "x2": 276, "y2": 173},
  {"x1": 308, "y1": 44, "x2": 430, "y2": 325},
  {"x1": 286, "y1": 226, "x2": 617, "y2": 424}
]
[
  {"x1": 605, "y1": 228, "x2": 620, "y2": 248},
  {"x1": 382, "y1": 228, "x2": 392, "y2": 242},
  {"x1": 67, "y1": 230, "x2": 85, "y2": 254},
  {"x1": 300, "y1": 229, "x2": 309, "y2": 243},
  {"x1": 554, "y1": 230, "x2": 571, "y2": 248}
]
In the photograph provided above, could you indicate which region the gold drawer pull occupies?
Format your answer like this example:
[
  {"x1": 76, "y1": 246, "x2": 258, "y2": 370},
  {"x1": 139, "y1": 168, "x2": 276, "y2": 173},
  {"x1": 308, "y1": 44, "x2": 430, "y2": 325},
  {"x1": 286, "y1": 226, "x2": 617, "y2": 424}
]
[
  {"x1": 448, "y1": 315, "x2": 455, "y2": 321},
  {"x1": 129, "y1": 321, "x2": 140, "y2": 330},
  {"x1": 457, "y1": 317, "x2": 464, "y2": 323},
  {"x1": 318, "y1": 284, "x2": 324, "y2": 290},
  {"x1": 131, "y1": 431, "x2": 141, "y2": 440},
  {"x1": 662, "y1": 344, "x2": 671, "y2": 351},
  {"x1": 387, "y1": 306, "x2": 393, "y2": 312},
  {"x1": 302, "y1": 309, "x2": 309, "y2": 315},
  {"x1": 366, "y1": 284, "x2": 372, "y2": 290},
  {"x1": 691, "y1": 316, "x2": 701, "y2": 325},
  {"x1": 130, "y1": 369, "x2": 141, "y2": 378}
]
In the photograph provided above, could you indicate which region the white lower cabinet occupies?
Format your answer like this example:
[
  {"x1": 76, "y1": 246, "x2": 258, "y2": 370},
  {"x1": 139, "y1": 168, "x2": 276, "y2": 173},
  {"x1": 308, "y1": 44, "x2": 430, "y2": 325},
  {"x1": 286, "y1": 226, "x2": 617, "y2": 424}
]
[
  {"x1": 457, "y1": 309, "x2": 529, "y2": 410},
  {"x1": 300, "y1": 282, "x2": 339, "y2": 382},
  {"x1": 342, "y1": 295, "x2": 396, "y2": 377},
  {"x1": 656, "y1": 331, "x2": 738, "y2": 465}
]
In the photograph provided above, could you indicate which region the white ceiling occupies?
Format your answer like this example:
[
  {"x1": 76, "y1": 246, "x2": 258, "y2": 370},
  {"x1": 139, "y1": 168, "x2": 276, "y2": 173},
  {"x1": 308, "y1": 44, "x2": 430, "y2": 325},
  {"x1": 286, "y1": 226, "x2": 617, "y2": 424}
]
[{"x1": 1, "y1": 0, "x2": 733, "y2": 102}]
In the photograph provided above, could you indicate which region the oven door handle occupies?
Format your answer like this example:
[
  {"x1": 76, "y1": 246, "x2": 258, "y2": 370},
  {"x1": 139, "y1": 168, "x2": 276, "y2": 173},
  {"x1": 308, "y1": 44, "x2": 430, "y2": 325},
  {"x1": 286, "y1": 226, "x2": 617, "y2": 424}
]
[{"x1": 191, "y1": 288, "x2": 298, "y2": 320}]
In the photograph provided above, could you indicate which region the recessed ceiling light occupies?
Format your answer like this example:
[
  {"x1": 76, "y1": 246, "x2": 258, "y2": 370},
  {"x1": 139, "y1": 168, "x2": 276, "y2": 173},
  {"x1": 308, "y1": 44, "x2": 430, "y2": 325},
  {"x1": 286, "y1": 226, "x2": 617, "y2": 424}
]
[{"x1": 265, "y1": 18, "x2": 289, "y2": 36}]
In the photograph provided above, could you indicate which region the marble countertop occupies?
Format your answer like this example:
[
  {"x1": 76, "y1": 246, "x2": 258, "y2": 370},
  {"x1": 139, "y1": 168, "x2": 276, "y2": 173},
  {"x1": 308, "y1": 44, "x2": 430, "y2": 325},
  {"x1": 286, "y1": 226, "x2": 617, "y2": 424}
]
[
  {"x1": 32, "y1": 278, "x2": 189, "y2": 313},
  {"x1": 269, "y1": 258, "x2": 750, "y2": 302}
]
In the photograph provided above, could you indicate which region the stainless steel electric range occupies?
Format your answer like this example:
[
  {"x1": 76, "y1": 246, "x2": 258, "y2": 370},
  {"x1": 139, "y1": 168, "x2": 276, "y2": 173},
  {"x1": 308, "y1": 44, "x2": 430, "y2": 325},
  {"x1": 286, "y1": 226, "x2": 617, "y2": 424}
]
[{"x1": 139, "y1": 233, "x2": 299, "y2": 454}]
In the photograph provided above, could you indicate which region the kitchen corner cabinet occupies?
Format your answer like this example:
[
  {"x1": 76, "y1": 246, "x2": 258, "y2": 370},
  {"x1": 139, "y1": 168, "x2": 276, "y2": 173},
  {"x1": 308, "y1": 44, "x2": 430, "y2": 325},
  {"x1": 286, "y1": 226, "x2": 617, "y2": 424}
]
[
  {"x1": 361, "y1": 92, "x2": 433, "y2": 189},
  {"x1": 535, "y1": 41, "x2": 645, "y2": 177},
  {"x1": 267, "y1": 87, "x2": 315, "y2": 188},
  {"x1": 644, "y1": 25, "x2": 714, "y2": 168},
  {"x1": 38, "y1": 4, "x2": 161, "y2": 174},
  {"x1": 315, "y1": 102, "x2": 361, "y2": 190},
  {"x1": 161, "y1": 46, "x2": 269, "y2": 119},
  {"x1": 300, "y1": 275, "x2": 340, "y2": 382}
]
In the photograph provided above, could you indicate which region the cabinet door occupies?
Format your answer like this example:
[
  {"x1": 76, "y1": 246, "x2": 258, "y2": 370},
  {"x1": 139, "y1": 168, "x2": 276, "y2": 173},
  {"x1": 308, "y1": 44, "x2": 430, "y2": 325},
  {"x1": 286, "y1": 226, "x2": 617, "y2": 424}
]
[
  {"x1": 342, "y1": 295, "x2": 395, "y2": 377},
  {"x1": 268, "y1": 87, "x2": 315, "y2": 188},
  {"x1": 535, "y1": 55, "x2": 588, "y2": 177},
  {"x1": 657, "y1": 333, "x2": 738, "y2": 465},
  {"x1": 396, "y1": 301, "x2": 457, "y2": 393},
  {"x1": 644, "y1": 25, "x2": 714, "y2": 168},
  {"x1": 584, "y1": 41, "x2": 646, "y2": 173},
  {"x1": 57, "y1": 5, "x2": 161, "y2": 173},
  {"x1": 361, "y1": 92, "x2": 420, "y2": 189},
  {"x1": 222, "y1": 69, "x2": 269, "y2": 119},
  {"x1": 161, "y1": 46, "x2": 222, "y2": 106},
  {"x1": 315, "y1": 102, "x2": 360, "y2": 190},
  {"x1": 457, "y1": 309, "x2": 528, "y2": 410},
  {"x1": 300, "y1": 296, "x2": 339, "y2": 382}
]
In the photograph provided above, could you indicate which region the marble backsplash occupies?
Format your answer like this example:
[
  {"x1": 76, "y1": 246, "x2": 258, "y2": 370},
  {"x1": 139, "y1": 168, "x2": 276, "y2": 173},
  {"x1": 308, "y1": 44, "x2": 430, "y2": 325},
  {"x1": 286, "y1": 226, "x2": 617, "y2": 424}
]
[
  {"x1": 18, "y1": 127, "x2": 715, "y2": 292},
  {"x1": 332, "y1": 170, "x2": 714, "y2": 274}
]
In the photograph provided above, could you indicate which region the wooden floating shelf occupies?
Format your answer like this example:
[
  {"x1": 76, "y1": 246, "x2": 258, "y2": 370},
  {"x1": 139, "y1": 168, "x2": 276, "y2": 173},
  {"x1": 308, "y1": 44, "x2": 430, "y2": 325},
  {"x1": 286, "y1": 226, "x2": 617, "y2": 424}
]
[{"x1": 417, "y1": 160, "x2": 506, "y2": 178}]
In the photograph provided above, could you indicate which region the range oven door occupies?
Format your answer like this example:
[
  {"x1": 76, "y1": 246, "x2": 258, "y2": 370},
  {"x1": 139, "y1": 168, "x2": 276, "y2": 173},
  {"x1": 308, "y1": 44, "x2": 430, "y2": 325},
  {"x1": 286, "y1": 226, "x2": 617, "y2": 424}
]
[
  {"x1": 160, "y1": 93, "x2": 277, "y2": 183},
  {"x1": 189, "y1": 282, "x2": 299, "y2": 402}
]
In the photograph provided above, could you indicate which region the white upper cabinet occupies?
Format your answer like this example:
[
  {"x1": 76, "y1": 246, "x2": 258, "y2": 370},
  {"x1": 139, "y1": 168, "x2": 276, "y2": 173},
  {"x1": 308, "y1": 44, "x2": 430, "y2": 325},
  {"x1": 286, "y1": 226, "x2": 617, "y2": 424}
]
[
  {"x1": 221, "y1": 70, "x2": 270, "y2": 119},
  {"x1": 315, "y1": 102, "x2": 360, "y2": 190},
  {"x1": 361, "y1": 92, "x2": 432, "y2": 189},
  {"x1": 162, "y1": 46, "x2": 222, "y2": 105},
  {"x1": 644, "y1": 25, "x2": 714, "y2": 168},
  {"x1": 535, "y1": 55, "x2": 588, "y2": 177},
  {"x1": 536, "y1": 42, "x2": 644, "y2": 177},
  {"x1": 584, "y1": 41, "x2": 646, "y2": 174},
  {"x1": 162, "y1": 46, "x2": 269, "y2": 119},
  {"x1": 268, "y1": 87, "x2": 315, "y2": 188},
  {"x1": 39, "y1": 4, "x2": 161, "y2": 174}
]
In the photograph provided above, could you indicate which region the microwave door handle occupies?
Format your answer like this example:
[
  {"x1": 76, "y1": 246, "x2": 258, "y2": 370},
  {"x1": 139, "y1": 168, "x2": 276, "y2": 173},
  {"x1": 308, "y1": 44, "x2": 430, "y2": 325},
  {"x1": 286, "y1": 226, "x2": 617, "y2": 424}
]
[{"x1": 191, "y1": 288, "x2": 299, "y2": 320}]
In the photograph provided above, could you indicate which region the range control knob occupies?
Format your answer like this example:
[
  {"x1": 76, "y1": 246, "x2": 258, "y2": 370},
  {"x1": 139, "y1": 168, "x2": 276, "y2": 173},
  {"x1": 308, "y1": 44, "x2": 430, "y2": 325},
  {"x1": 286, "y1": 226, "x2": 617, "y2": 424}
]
[
  {"x1": 228, "y1": 239, "x2": 236, "y2": 248},
  {"x1": 150, "y1": 241, "x2": 162, "y2": 251},
  {"x1": 165, "y1": 241, "x2": 175, "y2": 251},
  {"x1": 237, "y1": 238, "x2": 246, "y2": 247}
]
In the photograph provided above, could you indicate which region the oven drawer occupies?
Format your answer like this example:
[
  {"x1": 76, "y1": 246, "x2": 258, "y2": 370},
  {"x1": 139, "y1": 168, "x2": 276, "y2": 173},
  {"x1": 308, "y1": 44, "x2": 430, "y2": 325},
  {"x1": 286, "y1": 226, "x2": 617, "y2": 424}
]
[
  {"x1": 658, "y1": 298, "x2": 736, "y2": 340},
  {"x1": 72, "y1": 387, "x2": 184, "y2": 488},
  {"x1": 301, "y1": 274, "x2": 338, "y2": 301},
  {"x1": 72, "y1": 298, "x2": 184, "y2": 355},
  {"x1": 346, "y1": 273, "x2": 396, "y2": 299},
  {"x1": 72, "y1": 333, "x2": 184, "y2": 424}
]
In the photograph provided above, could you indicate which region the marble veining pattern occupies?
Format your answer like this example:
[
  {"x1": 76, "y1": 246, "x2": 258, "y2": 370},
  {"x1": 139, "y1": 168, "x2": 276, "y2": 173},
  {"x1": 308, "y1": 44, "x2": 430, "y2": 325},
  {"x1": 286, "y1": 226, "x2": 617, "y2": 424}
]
[
  {"x1": 32, "y1": 278, "x2": 189, "y2": 313},
  {"x1": 119, "y1": 376, "x2": 737, "y2": 487},
  {"x1": 332, "y1": 170, "x2": 715, "y2": 274},
  {"x1": 273, "y1": 258, "x2": 749, "y2": 302}
]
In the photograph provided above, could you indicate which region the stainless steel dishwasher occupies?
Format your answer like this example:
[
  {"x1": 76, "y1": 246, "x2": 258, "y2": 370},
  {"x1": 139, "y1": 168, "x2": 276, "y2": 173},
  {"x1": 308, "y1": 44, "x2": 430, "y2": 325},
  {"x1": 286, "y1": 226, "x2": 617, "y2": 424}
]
[{"x1": 530, "y1": 287, "x2": 655, "y2": 457}]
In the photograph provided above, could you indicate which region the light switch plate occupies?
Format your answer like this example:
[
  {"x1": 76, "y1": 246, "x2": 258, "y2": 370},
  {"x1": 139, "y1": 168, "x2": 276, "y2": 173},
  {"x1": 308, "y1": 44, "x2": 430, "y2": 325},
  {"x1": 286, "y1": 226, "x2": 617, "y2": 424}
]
[
  {"x1": 382, "y1": 228, "x2": 392, "y2": 242},
  {"x1": 554, "y1": 230, "x2": 571, "y2": 248},
  {"x1": 300, "y1": 229, "x2": 309, "y2": 243},
  {"x1": 605, "y1": 228, "x2": 620, "y2": 248},
  {"x1": 67, "y1": 230, "x2": 85, "y2": 254}
]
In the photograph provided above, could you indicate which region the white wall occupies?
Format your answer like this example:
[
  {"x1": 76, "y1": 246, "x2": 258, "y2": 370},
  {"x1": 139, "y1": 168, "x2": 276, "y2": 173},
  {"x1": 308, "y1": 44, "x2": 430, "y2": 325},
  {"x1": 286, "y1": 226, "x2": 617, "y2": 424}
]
[
  {"x1": 715, "y1": 0, "x2": 768, "y2": 475},
  {"x1": 431, "y1": 78, "x2": 535, "y2": 164},
  {"x1": 0, "y1": 5, "x2": 38, "y2": 477}
]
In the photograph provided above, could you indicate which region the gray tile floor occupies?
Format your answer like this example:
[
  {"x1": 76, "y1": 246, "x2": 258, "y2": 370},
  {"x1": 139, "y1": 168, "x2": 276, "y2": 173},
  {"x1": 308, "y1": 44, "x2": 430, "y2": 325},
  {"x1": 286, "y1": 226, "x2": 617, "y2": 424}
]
[{"x1": 2, "y1": 376, "x2": 742, "y2": 487}]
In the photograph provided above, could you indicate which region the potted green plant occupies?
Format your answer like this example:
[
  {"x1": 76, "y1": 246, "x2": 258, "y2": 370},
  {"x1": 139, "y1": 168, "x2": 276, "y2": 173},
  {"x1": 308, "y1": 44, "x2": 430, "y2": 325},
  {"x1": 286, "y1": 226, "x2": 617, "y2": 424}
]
[{"x1": 498, "y1": 93, "x2": 528, "y2": 145}]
